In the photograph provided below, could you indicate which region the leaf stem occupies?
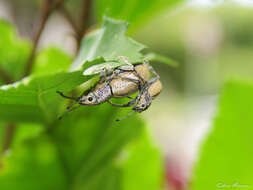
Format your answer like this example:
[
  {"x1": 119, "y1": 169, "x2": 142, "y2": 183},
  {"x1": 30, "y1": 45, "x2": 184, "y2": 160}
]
[
  {"x1": 0, "y1": 67, "x2": 14, "y2": 158},
  {"x1": 1, "y1": 123, "x2": 16, "y2": 156},
  {"x1": 0, "y1": 67, "x2": 13, "y2": 84}
]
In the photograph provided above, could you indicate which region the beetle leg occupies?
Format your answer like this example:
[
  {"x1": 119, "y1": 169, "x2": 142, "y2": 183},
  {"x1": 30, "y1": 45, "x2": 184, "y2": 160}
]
[
  {"x1": 118, "y1": 56, "x2": 133, "y2": 66},
  {"x1": 108, "y1": 92, "x2": 142, "y2": 108},
  {"x1": 144, "y1": 63, "x2": 160, "y2": 87},
  {"x1": 56, "y1": 91, "x2": 79, "y2": 101},
  {"x1": 58, "y1": 104, "x2": 81, "y2": 120},
  {"x1": 118, "y1": 56, "x2": 146, "y2": 83},
  {"x1": 115, "y1": 111, "x2": 136, "y2": 122},
  {"x1": 107, "y1": 98, "x2": 136, "y2": 107},
  {"x1": 99, "y1": 67, "x2": 114, "y2": 83},
  {"x1": 147, "y1": 63, "x2": 160, "y2": 79},
  {"x1": 147, "y1": 76, "x2": 160, "y2": 88},
  {"x1": 118, "y1": 66, "x2": 145, "y2": 84},
  {"x1": 99, "y1": 68, "x2": 107, "y2": 82}
]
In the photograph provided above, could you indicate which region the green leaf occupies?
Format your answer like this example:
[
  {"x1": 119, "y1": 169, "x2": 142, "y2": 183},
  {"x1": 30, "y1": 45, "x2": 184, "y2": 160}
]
[
  {"x1": 83, "y1": 61, "x2": 125, "y2": 76},
  {"x1": 78, "y1": 128, "x2": 164, "y2": 190},
  {"x1": 53, "y1": 105, "x2": 145, "y2": 190},
  {"x1": 145, "y1": 53, "x2": 178, "y2": 67},
  {"x1": 0, "y1": 20, "x2": 31, "y2": 83},
  {"x1": 78, "y1": 163, "x2": 122, "y2": 190},
  {"x1": 0, "y1": 121, "x2": 6, "y2": 148},
  {"x1": 191, "y1": 80, "x2": 253, "y2": 190},
  {"x1": 0, "y1": 71, "x2": 90, "y2": 123},
  {"x1": 0, "y1": 17, "x2": 170, "y2": 124},
  {"x1": 121, "y1": 128, "x2": 164, "y2": 190},
  {"x1": 0, "y1": 135, "x2": 68, "y2": 190},
  {"x1": 94, "y1": 0, "x2": 184, "y2": 32},
  {"x1": 33, "y1": 47, "x2": 72, "y2": 75},
  {"x1": 0, "y1": 16, "x2": 164, "y2": 190},
  {"x1": 0, "y1": 103, "x2": 156, "y2": 190},
  {"x1": 13, "y1": 123, "x2": 44, "y2": 145},
  {"x1": 72, "y1": 17, "x2": 146, "y2": 71}
]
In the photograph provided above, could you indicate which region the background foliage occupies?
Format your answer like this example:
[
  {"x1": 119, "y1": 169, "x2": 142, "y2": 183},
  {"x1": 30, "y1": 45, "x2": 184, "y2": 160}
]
[
  {"x1": 0, "y1": 0, "x2": 177, "y2": 188},
  {"x1": 191, "y1": 80, "x2": 253, "y2": 189},
  {"x1": 0, "y1": 0, "x2": 253, "y2": 190}
]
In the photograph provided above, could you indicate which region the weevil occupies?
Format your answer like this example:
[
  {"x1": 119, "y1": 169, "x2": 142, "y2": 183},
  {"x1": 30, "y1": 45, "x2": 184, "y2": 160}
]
[
  {"x1": 57, "y1": 59, "x2": 150, "y2": 118},
  {"x1": 109, "y1": 64, "x2": 163, "y2": 121}
]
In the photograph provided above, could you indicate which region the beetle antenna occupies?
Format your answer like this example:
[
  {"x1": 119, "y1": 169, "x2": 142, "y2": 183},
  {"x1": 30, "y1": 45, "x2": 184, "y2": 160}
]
[
  {"x1": 56, "y1": 91, "x2": 79, "y2": 101},
  {"x1": 58, "y1": 103, "x2": 80, "y2": 120},
  {"x1": 115, "y1": 111, "x2": 136, "y2": 122},
  {"x1": 66, "y1": 101, "x2": 78, "y2": 110}
]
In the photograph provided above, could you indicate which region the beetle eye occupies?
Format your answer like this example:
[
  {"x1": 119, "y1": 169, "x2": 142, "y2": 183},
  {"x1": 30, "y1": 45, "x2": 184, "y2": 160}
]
[
  {"x1": 88, "y1": 97, "x2": 93, "y2": 102},
  {"x1": 141, "y1": 104, "x2": 145, "y2": 108}
]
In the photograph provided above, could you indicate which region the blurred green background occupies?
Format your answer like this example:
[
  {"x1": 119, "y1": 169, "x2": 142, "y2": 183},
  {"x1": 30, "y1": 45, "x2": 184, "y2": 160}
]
[{"x1": 0, "y1": 0, "x2": 253, "y2": 189}]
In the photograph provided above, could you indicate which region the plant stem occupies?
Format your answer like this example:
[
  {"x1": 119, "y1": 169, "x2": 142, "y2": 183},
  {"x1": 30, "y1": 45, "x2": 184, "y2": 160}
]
[
  {"x1": 24, "y1": 0, "x2": 65, "y2": 76},
  {"x1": 76, "y1": 0, "x2": 92, "y2": 50},
  {"x1": 1, "y1": 0, "x2": 92, "y2": 173},
  {"x1": 1, "y1": 0, "x2": 66, "y2": 158},
  {"x1": 59, "y1": 6, "x2": 80, "y2": 40}
]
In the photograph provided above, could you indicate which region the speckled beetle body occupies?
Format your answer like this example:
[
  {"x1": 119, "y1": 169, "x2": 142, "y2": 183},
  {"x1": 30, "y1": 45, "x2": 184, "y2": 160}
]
[
  {"x1": 57, "y1": 57, "x2": 162, "y2": 121},
  {"x1": 133, "y1": 79, "x2": 162, "y2": 113},
  {"x1": 57, "y1": 62, "x2": 150, "y2": 109},
  {"x1": 77, "y1": 63, "x2": 150, "y2": 106},
  {"x1": 110, "y1": 64, "x2": 163, "y2": 121}
]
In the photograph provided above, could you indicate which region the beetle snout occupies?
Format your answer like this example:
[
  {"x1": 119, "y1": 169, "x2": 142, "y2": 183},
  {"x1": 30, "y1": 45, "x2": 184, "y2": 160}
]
[
  {"x1": 133, "y1": 106, "x2": 146, "y2": 113},
  {"x1": 78, "y1": 96, "x2": 88, "y2": 105},
  {"x1": 78, "y1": 96, "x2": 84, "y2": 101}
]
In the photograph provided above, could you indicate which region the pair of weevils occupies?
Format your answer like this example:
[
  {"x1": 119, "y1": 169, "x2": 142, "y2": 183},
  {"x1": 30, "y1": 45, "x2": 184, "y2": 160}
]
[{"x1": 57, "y1": 57, "x2": 162, "y2": 121}]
